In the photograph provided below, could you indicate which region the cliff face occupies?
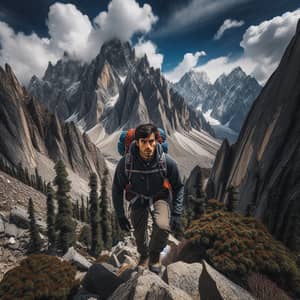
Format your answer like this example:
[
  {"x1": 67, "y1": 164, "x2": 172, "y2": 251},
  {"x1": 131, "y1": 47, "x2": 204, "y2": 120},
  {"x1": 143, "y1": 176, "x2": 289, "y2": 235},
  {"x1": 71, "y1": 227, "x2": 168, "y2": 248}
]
[
  {"x1": 0, "y1": 64, "x2": 108, "y2": 195},
  {"x1": 207, "y1": 21, "x2": 300, "y2": 250}
]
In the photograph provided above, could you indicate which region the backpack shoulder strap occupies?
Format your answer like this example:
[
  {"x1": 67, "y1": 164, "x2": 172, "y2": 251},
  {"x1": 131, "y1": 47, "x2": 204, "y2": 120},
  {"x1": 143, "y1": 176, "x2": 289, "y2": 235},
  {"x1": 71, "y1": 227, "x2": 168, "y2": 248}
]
[
  {"x1": 158, "y1": 151, "x2": 167, "y2": 179},
  {"x1": 125, "y1": 152, "x2": 133, "y2": 183}
]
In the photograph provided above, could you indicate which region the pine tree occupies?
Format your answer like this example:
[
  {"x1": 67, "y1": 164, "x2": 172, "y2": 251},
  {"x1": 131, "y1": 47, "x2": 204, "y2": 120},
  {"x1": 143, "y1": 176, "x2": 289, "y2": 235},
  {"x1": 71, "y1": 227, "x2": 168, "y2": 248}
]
[
  {"x1": 86, "y1": 197, "x2": 90, "y2": 223},
  {"x1": 53, "y1": 160, "x2": 75, "y2": 254},
  {"x1": 89, "y1": 172, "x2": 103, "y2": 257},
  {"x1": 46, "y1": 183, "x2": 56, "y2": 253},
  {"x1": 226, "y1": 185, "x2": 239, "y2": 212},
  {"x1": 80, "y1": 195, "x2": 86, "y2": 222},
  {"x1": 28, "y1": 198, "x2": 42, "y2": 253},
  {"x1": 75, "y1": 199, "x2": 80, "y2": 220},
  {"x1": 100, "y1": 168, "x2": 112, "y2": 250}
]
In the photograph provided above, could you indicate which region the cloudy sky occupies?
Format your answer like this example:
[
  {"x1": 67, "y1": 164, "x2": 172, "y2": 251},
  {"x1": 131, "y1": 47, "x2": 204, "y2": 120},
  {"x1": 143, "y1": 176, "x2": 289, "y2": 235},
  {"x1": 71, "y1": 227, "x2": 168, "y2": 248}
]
[{"x1": 0, "y1": 0, "x2": 299, "y2": 85}]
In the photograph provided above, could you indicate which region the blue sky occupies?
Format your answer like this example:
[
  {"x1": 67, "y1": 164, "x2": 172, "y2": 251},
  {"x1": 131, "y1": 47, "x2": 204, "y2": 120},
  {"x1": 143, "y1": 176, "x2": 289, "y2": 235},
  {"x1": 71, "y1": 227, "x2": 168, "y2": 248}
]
[{"x1": 0, "y1": 0, "x2": 299, "y2": 85}]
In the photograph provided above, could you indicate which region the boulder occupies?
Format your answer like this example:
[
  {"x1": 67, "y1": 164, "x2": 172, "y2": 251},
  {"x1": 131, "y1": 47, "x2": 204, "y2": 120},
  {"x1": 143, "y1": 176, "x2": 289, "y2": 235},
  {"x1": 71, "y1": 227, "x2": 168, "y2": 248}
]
[
  {"x1": 108, "y1": 269, "x2": 193, "y2": 300},
  {"x1": 62, "y1": 247, "x2": 92, "y2": 270},
  {"x1": 163, "y1": 261, "x2": 203, "y2": 299},
  {"x1": 4, "y1": 223, "x2": 19, "y2": 237},
  {"x1": 199, "y1": 261, "x2": 254, "y2": 300},
  {"x1": 82, "y1": 263, "x2": 124, "y2": 299}
]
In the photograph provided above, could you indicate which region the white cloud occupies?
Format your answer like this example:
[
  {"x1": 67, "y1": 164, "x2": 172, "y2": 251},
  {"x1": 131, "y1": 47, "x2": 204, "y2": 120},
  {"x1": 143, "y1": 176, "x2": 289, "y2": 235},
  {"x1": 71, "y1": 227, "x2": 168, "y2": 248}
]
[
  {"x1": 134, "y1": 39, "x2": 163, "y2": 69},
  {"x1": 164, "y1": 51, "x2": 206, "y2": 83},
  {"x1": 47, "y1": 3, "x2": 92, "y2": 59},
  {"x1": 0, "y1": 21, "x2": 60, "y2": 84},
  {"x1": 214, "y1": 19, "x2": 244, "y2": 40},
  {"x1": 195, "y1": 9, "x2": 300, "y2": 85},
  {"x1": 156, "y1": 0, "x2": 249, "y2": 37},
  {"x1": 240, "y1": 9, "x2": 300, "y2": 83},
  {"x1": 0, "y1": 0, "x2": 158, "y2": 84}
]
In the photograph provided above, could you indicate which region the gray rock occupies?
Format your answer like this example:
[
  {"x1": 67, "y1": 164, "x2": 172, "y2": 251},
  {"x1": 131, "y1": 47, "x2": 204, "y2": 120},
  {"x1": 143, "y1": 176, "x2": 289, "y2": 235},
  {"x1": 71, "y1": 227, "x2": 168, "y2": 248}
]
[
  {"x1": 82, "y1": 263, "x2": 124, "y2": 299},
  {"x1": 9, "y1": 206, "x2": 30, "y2": 229},
  {"x1": 199, "y1": 261, "x2": 254, "y2": 300},
  {"x1": 0, "y1": 217, "x2": 4, "y2": 233},
  {"x1": 108, "y1": 253, "x2": 121, "y2": 268},
  {"x1": 163, "y1": 261, "x2": 203, "y2": 299},
  {"x1": 62, "y1": 247, "x2": 92, "y2": 270},
  {"x1": 5, "y1": 223, "x2": 19, "y2": 237},
  {"x1": 109, "y1": 269, "x2": 193, "y2": 300},
  {"x1": 73, "y1": 287, "x2": 100, "y2": 300}
]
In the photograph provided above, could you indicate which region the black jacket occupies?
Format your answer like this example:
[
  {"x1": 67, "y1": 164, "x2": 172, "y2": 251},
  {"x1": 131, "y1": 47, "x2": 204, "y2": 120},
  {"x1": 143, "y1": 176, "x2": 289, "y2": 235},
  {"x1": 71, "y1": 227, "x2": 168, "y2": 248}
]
[{"x1": 112, "y1": 142, "x2": 184, "y2": 218}]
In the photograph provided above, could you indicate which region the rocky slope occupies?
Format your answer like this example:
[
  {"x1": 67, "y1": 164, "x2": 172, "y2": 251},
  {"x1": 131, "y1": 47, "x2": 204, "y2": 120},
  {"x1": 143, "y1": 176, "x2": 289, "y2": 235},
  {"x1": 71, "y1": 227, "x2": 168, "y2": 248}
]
[
  {"x1": 0, "y1": 64, "x2": 108, "y2": 198},
  {"x1": 206, "y1": 20, "x2": 300, "y2": 251}
]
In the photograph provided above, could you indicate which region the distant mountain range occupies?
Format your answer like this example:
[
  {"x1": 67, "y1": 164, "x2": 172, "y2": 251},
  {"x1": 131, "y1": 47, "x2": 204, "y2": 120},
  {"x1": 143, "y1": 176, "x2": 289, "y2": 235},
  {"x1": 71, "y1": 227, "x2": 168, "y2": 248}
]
[{"x1": 172, "y1": 67, "x2": 262, "y2": 137}]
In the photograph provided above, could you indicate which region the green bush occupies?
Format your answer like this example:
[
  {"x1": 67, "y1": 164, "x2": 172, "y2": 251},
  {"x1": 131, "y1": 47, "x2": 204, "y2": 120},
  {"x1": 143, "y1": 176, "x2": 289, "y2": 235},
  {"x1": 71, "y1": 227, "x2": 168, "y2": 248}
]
[
  {"x1": 0, "y1": 254, "x2": 79, "y2": 300},
  {"x1": 182, "y1": 209, "x2": 300, "y2": 298}
]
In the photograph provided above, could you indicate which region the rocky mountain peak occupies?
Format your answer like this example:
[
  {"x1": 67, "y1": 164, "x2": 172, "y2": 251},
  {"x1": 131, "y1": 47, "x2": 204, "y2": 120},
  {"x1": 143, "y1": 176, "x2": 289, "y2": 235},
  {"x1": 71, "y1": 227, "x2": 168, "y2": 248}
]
[
  {"x1": 0, "y1": 64, "x2": 27, "y2": 102},
  {"x1": 99, "y1": 39, "x2": 135, "y2": 76}
]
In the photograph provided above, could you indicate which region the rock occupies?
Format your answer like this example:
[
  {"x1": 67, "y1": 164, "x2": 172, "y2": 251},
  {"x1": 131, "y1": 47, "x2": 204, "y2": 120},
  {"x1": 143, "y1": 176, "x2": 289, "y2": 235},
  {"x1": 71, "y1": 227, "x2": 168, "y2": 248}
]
[
  {"x1": 9, "y1": 206, "x2": 30, "y2": 229},
  {"x1": 82, "y1": 263, "x2": 124, "y2": 299},
  {"x1": 163, "y1": 261, "x2": 203, "y2": 300},
  {"x1": 8, "y1": 237, "x2": 16, "y2": 244},
  {"x1": 122, "y1": 254, "x2": 136, "y2": 267},
  {"x1": 62, "y1": 247, "x2": 92, "y2": 270},
  {"x1": 5, "y1": 223, "x2": 19, "y2": 237},
  {"x1": 108, "y1": 253, "x2": 121, "y2": 268},
  {"x1": 0, "y1": 217, "x2": 4, "y2": 233},
  {"x1": 199, "y1": 261, "x2": 254, "y2": 300},
  {"x1": 100, "y1": 262, "x2": 119, "y2": 275},
  {"x1": 109, "y1": 269, "x2": 193, "y2": 300},
  {"x1": 73, "y1": 287, "x2": 100, "y2": 300}
]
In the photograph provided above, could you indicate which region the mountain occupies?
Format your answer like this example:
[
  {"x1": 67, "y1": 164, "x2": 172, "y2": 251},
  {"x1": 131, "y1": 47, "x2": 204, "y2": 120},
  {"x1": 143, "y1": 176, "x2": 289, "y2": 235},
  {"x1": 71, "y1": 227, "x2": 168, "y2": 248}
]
[
  {"x1": 172, "y1": 71, "x2": 212, "y2": 108},
  {"x1": 206, "y1": 21, "x2": 300, "y2": 251},
  {"x1": 172, "y1": 67, "x2": 262, "y2": 135},
  {"x1": 29, "y1": 39, "x2": 213, "y2": 136},
  {"x1": 0, "y1": 64, "x2": 108, "y2": 198},
  {"x1": 29, "y1": 39, "x2": 220, "y2": 177}
]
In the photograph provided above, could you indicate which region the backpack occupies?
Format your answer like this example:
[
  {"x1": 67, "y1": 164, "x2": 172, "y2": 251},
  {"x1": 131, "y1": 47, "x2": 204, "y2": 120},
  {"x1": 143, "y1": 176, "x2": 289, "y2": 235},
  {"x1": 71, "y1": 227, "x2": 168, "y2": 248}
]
[{"x1": 117, "y1": 128, "x2": 172, "y2": 205}]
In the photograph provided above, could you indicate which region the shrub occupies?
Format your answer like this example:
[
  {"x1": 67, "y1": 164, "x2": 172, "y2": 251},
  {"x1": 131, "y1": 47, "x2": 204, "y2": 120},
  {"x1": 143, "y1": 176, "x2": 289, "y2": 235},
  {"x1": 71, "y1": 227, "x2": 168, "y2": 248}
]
[
  {"x1": 181, "y1": 209, "x2": 300, "y2": 297},
  {"x1": 0, "y1": 254, "x2": 79, "y2": 300}
]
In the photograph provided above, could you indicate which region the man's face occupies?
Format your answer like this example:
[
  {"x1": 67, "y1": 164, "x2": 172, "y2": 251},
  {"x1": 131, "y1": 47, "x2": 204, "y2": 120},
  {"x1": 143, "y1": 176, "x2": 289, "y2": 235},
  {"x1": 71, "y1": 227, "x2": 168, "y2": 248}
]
[{"x1": 136, "y1": 133, "x2": 156, "y2": 161}]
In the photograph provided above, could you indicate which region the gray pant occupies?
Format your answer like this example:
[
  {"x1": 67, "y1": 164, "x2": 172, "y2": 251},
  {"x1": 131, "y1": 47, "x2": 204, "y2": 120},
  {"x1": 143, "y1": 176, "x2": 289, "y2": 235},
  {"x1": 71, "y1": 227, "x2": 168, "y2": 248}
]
[{"x1": 130, "y1": 199, "x2": 171, "y2": 256}]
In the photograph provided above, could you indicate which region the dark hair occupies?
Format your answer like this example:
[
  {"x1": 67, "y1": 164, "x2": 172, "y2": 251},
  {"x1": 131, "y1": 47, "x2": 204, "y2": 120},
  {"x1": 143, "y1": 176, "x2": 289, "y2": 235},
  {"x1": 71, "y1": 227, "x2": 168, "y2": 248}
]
[{"x1": 135, "y1": 123, "x2": 159, "y2": 140}]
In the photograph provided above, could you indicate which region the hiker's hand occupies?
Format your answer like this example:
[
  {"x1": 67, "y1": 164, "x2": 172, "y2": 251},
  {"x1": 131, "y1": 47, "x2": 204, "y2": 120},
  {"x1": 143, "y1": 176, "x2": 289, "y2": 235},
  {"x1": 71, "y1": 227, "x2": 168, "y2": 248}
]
[
  {"x1": 170, "y1": 214, "x2": 181, "y2": 232},
  {"x1": 118, "y1": 216, "x2": 131, "y2": 232}
]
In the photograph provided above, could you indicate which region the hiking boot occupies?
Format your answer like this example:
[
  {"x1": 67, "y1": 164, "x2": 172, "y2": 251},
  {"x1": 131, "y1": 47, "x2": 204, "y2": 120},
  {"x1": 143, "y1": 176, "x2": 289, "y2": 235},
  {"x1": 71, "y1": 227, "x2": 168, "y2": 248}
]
[
  {"x1": 149, "y1": 252, "x2": 161, "y2": 275},
  {"x1": 138, "y1": 254, "x2": 149, "y2": 268}
]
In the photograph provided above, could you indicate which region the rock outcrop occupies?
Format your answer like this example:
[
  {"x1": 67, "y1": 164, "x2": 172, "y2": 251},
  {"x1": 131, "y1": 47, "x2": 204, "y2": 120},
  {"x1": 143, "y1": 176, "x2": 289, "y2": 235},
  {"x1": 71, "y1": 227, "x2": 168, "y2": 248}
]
[
  {"x1": 207, "y1": 20, "x2": 300, "y2": 250},
  {"x1": 0, "y1": 64, "x2": 109, "y2": 197}
]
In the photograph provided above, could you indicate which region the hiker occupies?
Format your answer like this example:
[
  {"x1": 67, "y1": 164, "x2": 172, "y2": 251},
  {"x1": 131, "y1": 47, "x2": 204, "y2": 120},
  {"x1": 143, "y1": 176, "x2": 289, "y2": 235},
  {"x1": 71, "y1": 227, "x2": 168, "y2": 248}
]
[{"x1": 112, "y1": 123, "x2": 184, "y2": 274}]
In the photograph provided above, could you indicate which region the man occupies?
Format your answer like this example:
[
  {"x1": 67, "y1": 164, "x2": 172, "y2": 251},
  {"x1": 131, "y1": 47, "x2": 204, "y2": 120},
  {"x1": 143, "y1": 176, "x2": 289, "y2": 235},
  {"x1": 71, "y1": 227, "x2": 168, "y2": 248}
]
[{"x1": 112, "y1": 123, "x2": 184, "y2": 274}]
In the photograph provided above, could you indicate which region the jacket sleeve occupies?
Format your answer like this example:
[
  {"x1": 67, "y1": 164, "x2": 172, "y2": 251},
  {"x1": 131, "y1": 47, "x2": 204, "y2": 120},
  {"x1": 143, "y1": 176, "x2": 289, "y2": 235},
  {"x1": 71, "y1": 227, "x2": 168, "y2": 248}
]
[
  {"x1": 112, "y1": 157, "x2": 128, "y2": 218},
  {"x1": 166, "y1": 155, "x2": 184, "y2": 215}
]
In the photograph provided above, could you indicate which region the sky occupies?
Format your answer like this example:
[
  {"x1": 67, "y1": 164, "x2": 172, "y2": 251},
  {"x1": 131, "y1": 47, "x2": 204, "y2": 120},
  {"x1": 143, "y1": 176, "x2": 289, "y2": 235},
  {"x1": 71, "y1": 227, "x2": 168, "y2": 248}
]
[{"x1": 0, "y1": 0, "x2": 299, "y2": 86}]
